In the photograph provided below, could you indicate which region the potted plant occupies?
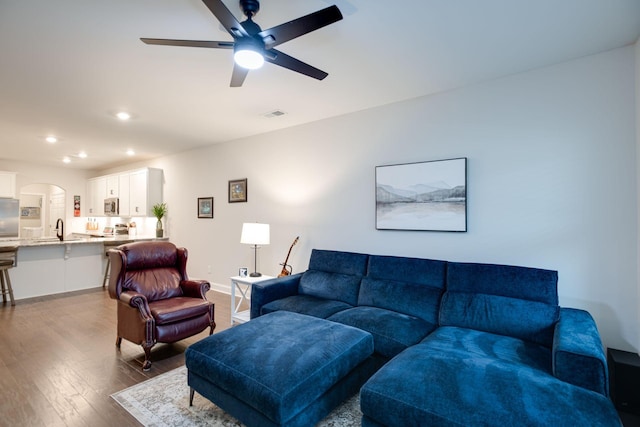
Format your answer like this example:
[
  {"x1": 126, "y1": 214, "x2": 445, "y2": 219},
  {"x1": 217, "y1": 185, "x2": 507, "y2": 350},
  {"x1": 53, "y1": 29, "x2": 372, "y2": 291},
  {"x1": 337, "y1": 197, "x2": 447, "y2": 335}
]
[{"x1": 152, "y1": 202, "x2": 167, "y2": 238}]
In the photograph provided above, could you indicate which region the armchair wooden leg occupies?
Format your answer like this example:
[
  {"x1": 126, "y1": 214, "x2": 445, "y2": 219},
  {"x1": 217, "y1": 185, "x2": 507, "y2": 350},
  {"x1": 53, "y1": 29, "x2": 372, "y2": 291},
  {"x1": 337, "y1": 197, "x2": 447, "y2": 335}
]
[
  {"x1": 142, "y1": 344, "x2": 153, "y2": 371},
  {"x1": 115, "y1": 336, "x2": 122, "y2": 349},
  {"x1": 189, "y1": 388, "x2": 195, "y2": 406}
]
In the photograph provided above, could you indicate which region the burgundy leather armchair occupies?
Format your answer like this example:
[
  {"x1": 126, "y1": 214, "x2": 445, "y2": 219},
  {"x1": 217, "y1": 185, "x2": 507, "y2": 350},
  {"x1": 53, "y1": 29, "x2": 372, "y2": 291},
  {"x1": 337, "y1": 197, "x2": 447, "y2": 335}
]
[{"x1": 108, "y1": 241, "x2": 215, "y2": 370}]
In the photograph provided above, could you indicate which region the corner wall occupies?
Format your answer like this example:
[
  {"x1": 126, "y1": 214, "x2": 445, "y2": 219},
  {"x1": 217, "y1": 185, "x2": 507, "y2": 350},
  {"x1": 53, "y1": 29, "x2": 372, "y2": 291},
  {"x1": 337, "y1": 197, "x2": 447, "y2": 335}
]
[{"x1": 138, "y1": 45, "x2": 637, "y2": 351}]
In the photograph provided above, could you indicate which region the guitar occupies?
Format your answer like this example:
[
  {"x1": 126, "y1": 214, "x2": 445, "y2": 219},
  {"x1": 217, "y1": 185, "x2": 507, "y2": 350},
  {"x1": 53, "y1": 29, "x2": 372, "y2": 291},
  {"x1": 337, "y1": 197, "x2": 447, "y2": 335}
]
[{"x1": 278, "y1": 236, "x2": 299, "y2": 277}]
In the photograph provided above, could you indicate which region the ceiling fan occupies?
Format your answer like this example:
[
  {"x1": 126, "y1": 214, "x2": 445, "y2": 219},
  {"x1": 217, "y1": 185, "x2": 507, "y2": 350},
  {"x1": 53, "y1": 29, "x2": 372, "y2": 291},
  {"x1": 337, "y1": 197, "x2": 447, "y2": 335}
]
[{"x1": 141, "y1": 0, "x2": 343, "y2": 87}]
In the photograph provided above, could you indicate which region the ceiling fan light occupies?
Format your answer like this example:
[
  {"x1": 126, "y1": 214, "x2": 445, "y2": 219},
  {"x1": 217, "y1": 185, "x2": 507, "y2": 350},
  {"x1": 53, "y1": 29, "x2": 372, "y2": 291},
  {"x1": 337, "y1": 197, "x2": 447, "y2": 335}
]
[{"x1": 234, "y1": 49, "x2": 264, "y2": 70}]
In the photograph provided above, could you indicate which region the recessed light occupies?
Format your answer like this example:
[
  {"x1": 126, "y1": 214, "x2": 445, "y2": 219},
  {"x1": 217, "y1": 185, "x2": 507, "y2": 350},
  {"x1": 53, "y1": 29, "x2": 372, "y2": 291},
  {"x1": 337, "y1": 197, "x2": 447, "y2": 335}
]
[
  {"x1": 78, "y1": 151, "x2": 87, "y2": 159},
  {"x1": 116, "y1": 111, "x2": 131, "y2": 121},
  {"x1": 46, "y1": 136, "x2": 58, "y2": 143},
  {"x1": 126, "y1": 149, "x2": 135, "y2": 156},
  {"x1": 62, "y1": 157, "x2": 71, "y2": 164}
]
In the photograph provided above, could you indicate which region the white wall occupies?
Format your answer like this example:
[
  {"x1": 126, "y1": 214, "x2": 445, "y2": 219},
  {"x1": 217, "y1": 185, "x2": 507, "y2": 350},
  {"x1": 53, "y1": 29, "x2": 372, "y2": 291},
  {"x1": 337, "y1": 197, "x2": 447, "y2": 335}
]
[
  {"x1": 0, "y1": 160, "x2": 92, "y2": 233},
  {"x1": 106, "y1": 45, "x2": 638, "y2": 352}
]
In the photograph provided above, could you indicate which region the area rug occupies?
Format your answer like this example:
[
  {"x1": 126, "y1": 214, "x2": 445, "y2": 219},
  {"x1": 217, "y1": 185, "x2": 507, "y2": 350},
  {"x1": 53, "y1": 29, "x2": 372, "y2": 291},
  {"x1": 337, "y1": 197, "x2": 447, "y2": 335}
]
[{"x1": 111, "y1": 366, "x2": 361, "y2": 426}]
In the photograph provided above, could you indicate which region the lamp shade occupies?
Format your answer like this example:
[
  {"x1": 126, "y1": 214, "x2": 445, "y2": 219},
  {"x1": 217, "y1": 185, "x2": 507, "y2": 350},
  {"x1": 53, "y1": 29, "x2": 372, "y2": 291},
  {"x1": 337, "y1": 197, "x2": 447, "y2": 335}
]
[{"x1": 241, "y1": 223, "x2": 270, "y2": 245}]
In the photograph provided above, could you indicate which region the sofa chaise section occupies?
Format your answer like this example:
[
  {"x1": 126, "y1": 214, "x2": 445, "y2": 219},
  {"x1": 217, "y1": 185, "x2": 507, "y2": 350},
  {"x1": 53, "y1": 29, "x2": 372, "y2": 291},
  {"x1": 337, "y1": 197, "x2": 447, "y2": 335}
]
[
  {"x1": 360, "y1": 327, "x2": 620, "y2": 426},
  {"x1": 360, "y1": 261, "x2": 620, "y2": 426}
]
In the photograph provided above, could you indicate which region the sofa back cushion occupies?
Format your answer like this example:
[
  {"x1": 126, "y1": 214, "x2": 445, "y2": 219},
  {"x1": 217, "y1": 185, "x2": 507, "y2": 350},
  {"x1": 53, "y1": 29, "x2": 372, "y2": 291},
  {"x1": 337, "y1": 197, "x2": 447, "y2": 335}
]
[
  {"x1": 121, "y1": 241, "x2": 184, "y2": 302},
  {"x1": 440, "y1": 262, "x2": 559, "y2": 347},
  {"x1": 298, "y1": 249, "x2": 368, "y2": 306},
  {"x1": 359, "y1": 255, "x2": 446, "y2": 324}
]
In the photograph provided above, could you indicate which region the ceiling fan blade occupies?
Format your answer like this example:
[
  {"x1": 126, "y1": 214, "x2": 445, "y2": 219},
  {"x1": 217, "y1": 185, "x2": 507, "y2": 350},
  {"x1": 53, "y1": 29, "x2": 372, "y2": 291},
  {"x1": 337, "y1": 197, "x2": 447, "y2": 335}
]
[
  {"x1": 201, "y1": 0, "x2": 249, "y2": 38},
  {"x1": 230, "y1": 63, "x2": 249, "y2": 87},
  {"x1": 257, "y1": 5, "x2": 342, "y2": 48},
  {"x1": 266, "y1": 49, "x2": 328, "y2": 80},
  {"x1": 141, "y1": 38, "x2": 234, "y2": 49}
]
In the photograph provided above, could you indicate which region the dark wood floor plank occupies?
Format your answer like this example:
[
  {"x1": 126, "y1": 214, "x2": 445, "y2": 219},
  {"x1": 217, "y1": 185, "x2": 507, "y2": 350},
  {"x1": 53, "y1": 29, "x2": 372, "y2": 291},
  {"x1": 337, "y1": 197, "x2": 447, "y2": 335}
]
[{"x1": 0, "y1": 287, "x2": 234, "y2": 426}]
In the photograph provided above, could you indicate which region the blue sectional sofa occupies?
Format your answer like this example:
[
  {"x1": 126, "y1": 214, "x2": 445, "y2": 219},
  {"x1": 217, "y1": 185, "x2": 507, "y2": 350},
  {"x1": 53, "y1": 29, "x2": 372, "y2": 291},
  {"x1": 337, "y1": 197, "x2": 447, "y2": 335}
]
[{"x1": 251, "y1": 249, "x2": 621, "y2": 426}]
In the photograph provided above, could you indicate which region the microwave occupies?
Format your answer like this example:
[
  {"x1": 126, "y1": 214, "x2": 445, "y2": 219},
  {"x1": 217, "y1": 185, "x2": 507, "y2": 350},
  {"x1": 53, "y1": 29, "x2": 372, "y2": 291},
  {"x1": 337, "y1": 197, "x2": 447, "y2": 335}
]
[{"x1": 104, "y1": 198, "x2": 119, "y2": 216}]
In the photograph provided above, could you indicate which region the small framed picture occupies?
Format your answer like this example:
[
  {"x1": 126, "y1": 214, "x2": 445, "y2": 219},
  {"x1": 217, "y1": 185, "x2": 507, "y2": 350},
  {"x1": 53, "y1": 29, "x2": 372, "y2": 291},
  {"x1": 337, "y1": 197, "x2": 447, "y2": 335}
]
[
  {"x1": 229, "y1": 178, "x2": 247, "y2": 203},
  {"x1": 239, "y1": 267, "x2": 248, "y2": 277},
  {"x1": 197, "y1": 197, "x2": 214, "y2": 218}
]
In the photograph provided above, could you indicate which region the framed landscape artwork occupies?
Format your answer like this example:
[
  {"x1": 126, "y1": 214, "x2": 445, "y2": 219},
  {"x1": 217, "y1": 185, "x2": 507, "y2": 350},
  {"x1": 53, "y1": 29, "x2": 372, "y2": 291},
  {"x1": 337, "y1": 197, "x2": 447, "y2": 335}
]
[{"x1": 375, "y1": 158, "x2": 467, "y2": 232}]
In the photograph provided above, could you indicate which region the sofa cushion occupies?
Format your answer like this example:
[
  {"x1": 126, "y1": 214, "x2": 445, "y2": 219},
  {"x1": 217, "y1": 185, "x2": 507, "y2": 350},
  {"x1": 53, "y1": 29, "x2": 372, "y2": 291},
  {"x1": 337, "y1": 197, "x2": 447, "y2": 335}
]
[
  {"x1": 441, "y1": 262, "x2": 560, "y2": 347},
  {"x1": 421, "y1": 326, "x2": 553, "y2": 372},
  {"x1": 299, "y1": 270, "x2": 362, "y2": 306},
  {"x1": 261, "y1": 294, "x2": 352, "y2": 319},
  {"x1": 297, "y1": 250, "x2": 368, "y2": 306},
  {"x1": 328, "y1": 306, "x2": 436, "y2": 359},
  {"x1": 308, "y1": 249, "x2": 368, "y2": 276},
  {"x1": 360, "y1": 326, "x2": 621, "y2": 427},
  {"x1": 440, "y1": 292, "x2": 559, "y2": 347},
  {"x1": 446, "y1": 261, "x2": 558, "y2": 304},
  {"x1": 359, "y1": 255, "x2": 446, "y2": 323}
]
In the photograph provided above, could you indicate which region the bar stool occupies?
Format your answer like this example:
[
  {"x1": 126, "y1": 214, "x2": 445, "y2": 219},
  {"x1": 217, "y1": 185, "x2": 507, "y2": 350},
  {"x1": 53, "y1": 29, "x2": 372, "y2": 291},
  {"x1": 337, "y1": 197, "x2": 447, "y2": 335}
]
[
  {"x1": 103, "y1": 241, "x2": 132, "y2": 288},
  {"x1": 0, "y1": 246, "x2": 18, "y2": 306},
  {"x1": 102, "y1": 247, "x2": 111, "y2": 288}
]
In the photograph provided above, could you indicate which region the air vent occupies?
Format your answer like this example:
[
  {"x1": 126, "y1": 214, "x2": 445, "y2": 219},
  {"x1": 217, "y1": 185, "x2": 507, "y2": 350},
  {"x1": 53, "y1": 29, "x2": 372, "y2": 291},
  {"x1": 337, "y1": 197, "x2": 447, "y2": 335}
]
[{"x1": 263, "y1": 110, "x2": 286, "y2": 118}]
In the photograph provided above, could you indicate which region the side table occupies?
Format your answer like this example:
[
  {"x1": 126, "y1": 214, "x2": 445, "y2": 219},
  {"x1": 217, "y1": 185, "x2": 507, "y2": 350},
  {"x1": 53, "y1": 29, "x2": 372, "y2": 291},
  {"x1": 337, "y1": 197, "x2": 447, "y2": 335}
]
[{"x1": 230, "y1": 275, "x2": 274, "y2": 325}]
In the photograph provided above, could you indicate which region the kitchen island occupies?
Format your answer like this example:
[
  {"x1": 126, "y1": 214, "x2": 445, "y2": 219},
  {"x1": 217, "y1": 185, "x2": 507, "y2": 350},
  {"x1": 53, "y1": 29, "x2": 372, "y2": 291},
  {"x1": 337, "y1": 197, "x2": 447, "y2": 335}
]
[{"x1": 0, "y1": 235, "x2": 168, "y2": 301}]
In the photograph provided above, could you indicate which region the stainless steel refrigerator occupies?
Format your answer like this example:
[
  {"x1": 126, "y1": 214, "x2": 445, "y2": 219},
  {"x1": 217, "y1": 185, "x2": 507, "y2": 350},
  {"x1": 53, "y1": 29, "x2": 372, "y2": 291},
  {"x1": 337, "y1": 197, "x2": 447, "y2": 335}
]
[{"x1": 0, "y1": 198, "x2": 19, "y2": 238}]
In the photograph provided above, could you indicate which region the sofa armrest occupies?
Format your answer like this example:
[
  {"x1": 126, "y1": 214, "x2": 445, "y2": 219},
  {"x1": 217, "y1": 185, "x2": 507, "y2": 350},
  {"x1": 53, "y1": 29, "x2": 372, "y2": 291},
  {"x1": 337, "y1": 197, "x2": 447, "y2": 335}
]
[
  {"x1": 552, "y1": 307, "x2": 608, "y2": 396},
  {"x1": 181, "y1": 279, "x2": 211, "y2": 299},
  {"x1": 250, "y1": 273, "x2": 303, "y2": 319}
]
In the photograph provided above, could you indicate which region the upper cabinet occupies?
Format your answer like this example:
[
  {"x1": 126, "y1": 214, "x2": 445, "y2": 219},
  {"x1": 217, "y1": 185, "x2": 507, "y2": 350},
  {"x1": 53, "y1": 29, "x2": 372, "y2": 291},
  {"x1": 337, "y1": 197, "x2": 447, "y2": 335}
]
[
  {"x1": 106, "y1": 175, "x2": 120, "y2": 197},
  {"x1": 86, "y1": 168, "x2": 162, "y2": 217},
  {"x1": 86, "y1": 176, "x2": 106, "y2": 215},
  {"x1": 0, "y1": 171, "x2": 17, "y2": 198},
  {"x1": 129, "y1": 168, "x2": 162, "y2": 217}
]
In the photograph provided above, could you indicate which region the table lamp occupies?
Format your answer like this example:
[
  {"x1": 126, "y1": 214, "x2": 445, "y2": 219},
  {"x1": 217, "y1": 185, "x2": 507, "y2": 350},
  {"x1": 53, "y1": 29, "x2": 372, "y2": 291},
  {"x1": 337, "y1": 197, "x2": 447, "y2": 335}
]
[{"x1": 240, "y1": 223, "x2": 270, "y2": 277}]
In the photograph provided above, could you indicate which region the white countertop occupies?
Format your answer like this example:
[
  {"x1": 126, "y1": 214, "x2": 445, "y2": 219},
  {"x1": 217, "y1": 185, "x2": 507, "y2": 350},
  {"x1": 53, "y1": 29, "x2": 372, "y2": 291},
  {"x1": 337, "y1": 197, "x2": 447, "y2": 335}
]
[{"x1": 0, "y1": 235, "x2": 168, "y2": 249}]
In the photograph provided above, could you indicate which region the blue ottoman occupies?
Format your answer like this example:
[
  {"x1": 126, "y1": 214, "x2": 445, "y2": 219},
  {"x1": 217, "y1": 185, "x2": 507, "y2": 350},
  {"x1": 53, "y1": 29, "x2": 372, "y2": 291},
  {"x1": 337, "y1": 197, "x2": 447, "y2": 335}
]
[{"x1": 185, "y1": 311, "x2": 375, "y2": 427}]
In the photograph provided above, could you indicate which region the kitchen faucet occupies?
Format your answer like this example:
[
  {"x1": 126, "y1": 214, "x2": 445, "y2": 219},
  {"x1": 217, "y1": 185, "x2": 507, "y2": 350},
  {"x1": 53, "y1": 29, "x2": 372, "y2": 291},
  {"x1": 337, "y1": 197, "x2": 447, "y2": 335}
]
[{"x1": 55, "y1": 218, "x2": 64, "y2": 241}]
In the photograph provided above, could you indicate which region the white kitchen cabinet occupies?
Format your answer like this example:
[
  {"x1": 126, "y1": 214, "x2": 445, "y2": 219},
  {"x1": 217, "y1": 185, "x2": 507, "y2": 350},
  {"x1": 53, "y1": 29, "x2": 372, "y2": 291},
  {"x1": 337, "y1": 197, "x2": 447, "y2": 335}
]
[
  {"x1": 106, "y1": 175, "x2": 120, "y2": 197},
  {"x1": 86, "y1": 168, "x2": 162, "y2": 217},
  {"x1": 118, "y1": 173, "x2": 130, "y2": 216},
  {"x1": 86, "y1": 176, "x2": 106, "y2": 216},
  {"x1": 0, "y1": 171, "x2": 17, "y2": 198},
  {"x1": 129, "y1": 168, "x2": 163, "y2": 217}
]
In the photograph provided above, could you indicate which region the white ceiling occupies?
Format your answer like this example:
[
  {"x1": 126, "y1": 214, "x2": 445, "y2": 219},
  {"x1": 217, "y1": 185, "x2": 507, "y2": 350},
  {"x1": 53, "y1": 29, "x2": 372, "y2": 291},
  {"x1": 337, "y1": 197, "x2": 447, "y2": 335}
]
[{"x1": 1, "y1": 0, "x2": 639, "y2": 170}]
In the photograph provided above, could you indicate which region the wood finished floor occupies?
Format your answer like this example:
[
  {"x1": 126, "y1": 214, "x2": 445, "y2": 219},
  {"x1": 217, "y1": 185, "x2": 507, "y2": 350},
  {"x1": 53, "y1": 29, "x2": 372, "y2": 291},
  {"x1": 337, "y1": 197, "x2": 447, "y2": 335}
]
[{"x1": 0, "y1": 288, "x2": 241, "y2": 427}]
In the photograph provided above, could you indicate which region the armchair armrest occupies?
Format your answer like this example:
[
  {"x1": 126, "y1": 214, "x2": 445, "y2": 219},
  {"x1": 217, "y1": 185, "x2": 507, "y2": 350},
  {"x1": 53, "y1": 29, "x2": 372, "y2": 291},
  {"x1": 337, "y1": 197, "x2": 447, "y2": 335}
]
[
  {"x1": 250, "y1": 273, "x2": 303, "y2": 319},
  {"x1": 119, "y1": 290, "x2": 152, "y2": 320},
  {"x1": 181, "y1": 279, "x2": 211, "y2": 299},
  {"x1": 552, "y1": 307, "x2": 608, "y2": 396}
]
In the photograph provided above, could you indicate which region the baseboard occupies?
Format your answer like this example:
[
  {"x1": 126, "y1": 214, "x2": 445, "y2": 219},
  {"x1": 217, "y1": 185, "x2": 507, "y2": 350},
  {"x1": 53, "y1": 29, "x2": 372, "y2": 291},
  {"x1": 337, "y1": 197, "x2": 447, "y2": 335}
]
[{"x1": 209, "y1": 282, "x2": 231, "y2": 295}]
